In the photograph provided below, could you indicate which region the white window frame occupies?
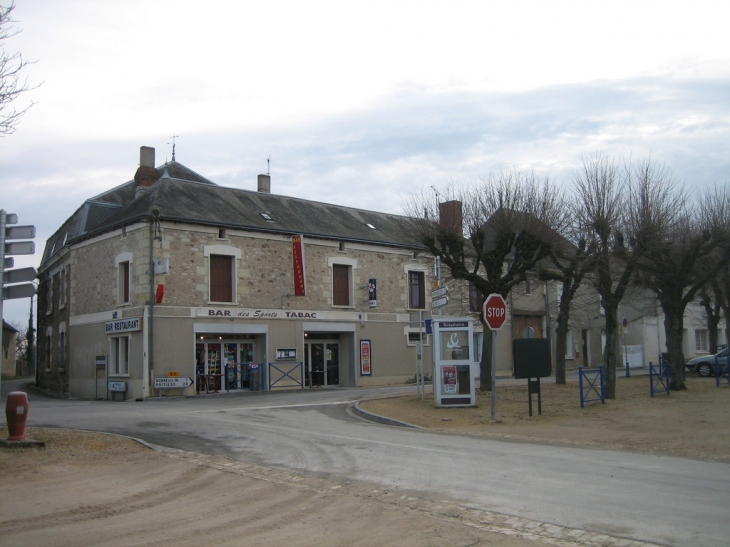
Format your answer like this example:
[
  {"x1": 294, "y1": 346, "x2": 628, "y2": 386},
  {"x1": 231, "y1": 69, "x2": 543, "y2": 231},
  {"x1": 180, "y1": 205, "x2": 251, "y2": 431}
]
[
  {"x1": 405, "y1": 328, "x2": 430, "y2": 347},
  {"x1": 328, "y1": 256, "x2": 357, "y2": 308},
  {"x1": 110, "y1": 335, "x2": 131, "y2": 376},
  {"x1": 404, "y1": 264, "x2": 428, "y2": 311},
  {"x1": 695, "y1": 329, "x2": 709, "y2": 353},
  {"x1": 565, "y1": 330, "x2": 575, "y2": 359},
  {"x1": 116, "y1": 252, "x2": 133, "y2": 306},
  {"x1": 204, "y1": 245, "x2": 241, "y2": 304}
]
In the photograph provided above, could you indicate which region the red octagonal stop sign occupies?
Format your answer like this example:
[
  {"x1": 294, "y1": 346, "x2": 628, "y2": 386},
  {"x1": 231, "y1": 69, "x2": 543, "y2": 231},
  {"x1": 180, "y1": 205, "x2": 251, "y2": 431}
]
[{"x1": 483, "y1": 293, "x2": 507, "y2": 330}]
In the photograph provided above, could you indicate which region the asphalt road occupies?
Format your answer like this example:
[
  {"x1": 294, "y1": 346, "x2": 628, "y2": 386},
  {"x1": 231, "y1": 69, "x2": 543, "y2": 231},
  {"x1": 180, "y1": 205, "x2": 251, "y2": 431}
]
[{"x1": 5, "y1": 378, "x2": 729, "y2": 547}]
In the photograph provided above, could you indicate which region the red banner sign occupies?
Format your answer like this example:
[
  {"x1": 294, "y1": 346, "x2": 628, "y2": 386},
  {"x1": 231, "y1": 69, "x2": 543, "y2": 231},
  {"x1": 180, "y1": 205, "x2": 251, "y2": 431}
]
[
  {"x1": 292, "y1": 235, "x2": 306, "y2": 296},
  {"x1": 360, "y1": 339, "x2": 372, "y2": 376}
]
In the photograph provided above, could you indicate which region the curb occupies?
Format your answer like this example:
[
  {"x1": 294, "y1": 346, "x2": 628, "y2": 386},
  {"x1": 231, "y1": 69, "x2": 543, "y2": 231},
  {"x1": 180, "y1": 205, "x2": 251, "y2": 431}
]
[{"x1": 352, "y1": 398, "x2": 425, "y2": 429}]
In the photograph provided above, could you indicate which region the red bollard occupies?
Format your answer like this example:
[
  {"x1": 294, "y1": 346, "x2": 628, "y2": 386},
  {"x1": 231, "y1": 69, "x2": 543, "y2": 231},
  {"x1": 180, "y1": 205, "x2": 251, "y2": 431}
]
[{"x1": 5, "y1": 391, "x2": 29, "y2": 441}]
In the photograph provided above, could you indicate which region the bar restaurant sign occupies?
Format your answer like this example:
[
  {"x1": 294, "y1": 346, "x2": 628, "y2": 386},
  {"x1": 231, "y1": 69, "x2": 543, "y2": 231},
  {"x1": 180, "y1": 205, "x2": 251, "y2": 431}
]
[{"x1": 105, "y1": 318, "x2": 142, "y2": 334}]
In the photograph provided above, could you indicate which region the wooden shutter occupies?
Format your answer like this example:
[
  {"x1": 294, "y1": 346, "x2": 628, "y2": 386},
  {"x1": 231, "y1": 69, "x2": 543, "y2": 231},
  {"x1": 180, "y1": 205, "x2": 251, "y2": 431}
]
[
  {"x1": 332, "y1": 264, "x2": 350, "y2": 306},
  {"x1": 210, "y1": 255, "x2": 233, "y2": 302},
  {"x1": 121, "y1": 262, "x2": 130, "y2": 303}
]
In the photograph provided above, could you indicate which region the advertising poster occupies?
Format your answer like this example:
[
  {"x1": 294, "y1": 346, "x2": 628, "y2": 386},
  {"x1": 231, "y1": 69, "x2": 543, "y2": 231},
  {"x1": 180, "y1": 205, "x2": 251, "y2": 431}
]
[
  {"x1": 360, "y1": 339, "x2": 372, "y2": 376},
  {"x1": 442, "y1": 365, "x2": 457, "y2": 394}
]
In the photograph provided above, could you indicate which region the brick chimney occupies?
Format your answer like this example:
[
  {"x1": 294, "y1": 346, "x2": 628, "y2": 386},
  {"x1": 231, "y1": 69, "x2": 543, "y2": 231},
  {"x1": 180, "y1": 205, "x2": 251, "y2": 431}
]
[
  {"x1": 134, "y1": 146, "x2": 160, "y2": 197},
  {"x1": 439, "y1": 200, "x2": 463, "y2": 232}
]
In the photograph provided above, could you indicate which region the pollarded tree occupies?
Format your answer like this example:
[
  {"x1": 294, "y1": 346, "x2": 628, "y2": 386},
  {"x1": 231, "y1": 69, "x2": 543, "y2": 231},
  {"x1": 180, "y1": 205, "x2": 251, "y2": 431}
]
[
  {"x1": 635, "y1": 182, "x2": 730, "y2": 389},
  {"x1": 573, "y1": 154, "x2": 657, "y2": 399},
  {"x1": 537, "y1": 218, "x2": 597, "y2": 384},
  {"x1": 404, "y1": 171, "x2": 566, "y2": 391}
]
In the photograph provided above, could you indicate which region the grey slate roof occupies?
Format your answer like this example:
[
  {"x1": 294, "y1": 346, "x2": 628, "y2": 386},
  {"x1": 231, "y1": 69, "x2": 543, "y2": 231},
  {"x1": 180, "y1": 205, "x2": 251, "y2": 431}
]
[{"x1": 41, "y1": 160, "x2": 421, "y2": 267}]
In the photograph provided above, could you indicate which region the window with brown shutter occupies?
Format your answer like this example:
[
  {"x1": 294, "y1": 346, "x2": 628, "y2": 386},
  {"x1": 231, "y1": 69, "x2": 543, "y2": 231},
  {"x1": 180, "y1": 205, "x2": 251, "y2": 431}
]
[
  {"x1": 119, "y1": 261, "x2": 130, "y2": 304},
  {"x1": 332, "y1": 264, "x2": 350, "y2": 306},
  {"x1": 408, "y1": 271, "x2": 425, "y2": 309},
  {"x1": 210, "y1": 254, "x2": 233, "y2": 302}
]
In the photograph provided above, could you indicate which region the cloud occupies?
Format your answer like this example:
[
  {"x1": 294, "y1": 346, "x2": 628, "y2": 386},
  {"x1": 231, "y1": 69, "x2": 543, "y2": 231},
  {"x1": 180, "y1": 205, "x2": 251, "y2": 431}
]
[{"x1": 2, "y1": 72, "x2": 728, "y2": 323}]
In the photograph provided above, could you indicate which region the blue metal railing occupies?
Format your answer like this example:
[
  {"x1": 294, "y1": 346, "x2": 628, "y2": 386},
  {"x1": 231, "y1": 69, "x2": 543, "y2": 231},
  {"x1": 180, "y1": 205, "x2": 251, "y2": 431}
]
[
  {"x1": 579, "y1": 365, "x2": 605, "y2": 408},
  {"x1": 649, "y1": 360, "x2": 671, "y2": 396},
  {"x1": 268, "y1": 361, "x2": 304, "y2": 390}
]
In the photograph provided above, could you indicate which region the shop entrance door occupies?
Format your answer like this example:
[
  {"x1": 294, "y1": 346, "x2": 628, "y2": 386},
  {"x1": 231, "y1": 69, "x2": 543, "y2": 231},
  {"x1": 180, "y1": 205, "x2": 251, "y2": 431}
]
[
  {"x1": 196, "y1": 340, "x2": 256, "y2": 392},
  {"x1": 223, "y1": 342, "x2": 255, "y2": 390},
  {"x1": 305, "y1": 342, "x2": 340, "y2": 387}
]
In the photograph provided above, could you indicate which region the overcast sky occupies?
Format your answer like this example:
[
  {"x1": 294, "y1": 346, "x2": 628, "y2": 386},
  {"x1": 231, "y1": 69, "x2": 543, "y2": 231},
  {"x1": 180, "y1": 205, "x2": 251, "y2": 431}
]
[{"x1": 1, "y1": 0, "x2": 729, "y2": 324}]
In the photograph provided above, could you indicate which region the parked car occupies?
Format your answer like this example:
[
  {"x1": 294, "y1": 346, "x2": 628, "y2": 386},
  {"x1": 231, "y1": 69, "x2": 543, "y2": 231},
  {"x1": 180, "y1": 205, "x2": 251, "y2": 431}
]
[{"x1": 685, "y1": 348, "x2": 729, "y2": 377}]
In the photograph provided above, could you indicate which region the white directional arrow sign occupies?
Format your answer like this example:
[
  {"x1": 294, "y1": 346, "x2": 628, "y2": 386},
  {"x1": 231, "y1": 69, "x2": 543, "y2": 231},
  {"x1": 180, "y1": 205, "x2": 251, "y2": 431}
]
[
  {"x1": 3, "y1": 283, "x2": 36, "y2": 300},
  {"x1": 3, "y1": 267, "x2": 37, "y2": 284},
  {"x1": 431, "y1": 286, "x2": 449, "y2": 299},
  {"x1": 4, "y1": 241, "x2": 35, "y2": 255},
  {"x1": 4, "y1": 225, "x2": 36, "y2": 240},
  {"x1": 153, "y1": 376, "x2": 194, "y2": 389}
]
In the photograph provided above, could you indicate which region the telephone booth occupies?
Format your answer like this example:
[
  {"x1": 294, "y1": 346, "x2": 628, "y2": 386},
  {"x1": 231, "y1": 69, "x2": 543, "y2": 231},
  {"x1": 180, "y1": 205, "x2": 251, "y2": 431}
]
[{"x1": 433, "y1": 317, "x2": 476, "y2": 407}]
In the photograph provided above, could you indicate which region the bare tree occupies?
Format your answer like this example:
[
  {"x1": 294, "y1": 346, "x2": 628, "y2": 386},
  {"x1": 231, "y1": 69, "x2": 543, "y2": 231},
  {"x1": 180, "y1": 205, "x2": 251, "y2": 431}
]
[
  {"x1": 573, "y1": 154, "x2": 654, "y2": 399},
  {"x1": 0, "y1": 2, "x2": 37, "y2": 135},
  {"x1": 538, "y1": 212, "x2": 597, "y2": 383},
  {"x1": 696, "y1": 187, "x2": 730, "y2": 343},
  {"x1": 633, "y1": 174, "x2": 730, "y2": 390},
  {"x1": 404, "y1": 171, "x2": 565, "y2": 391}
]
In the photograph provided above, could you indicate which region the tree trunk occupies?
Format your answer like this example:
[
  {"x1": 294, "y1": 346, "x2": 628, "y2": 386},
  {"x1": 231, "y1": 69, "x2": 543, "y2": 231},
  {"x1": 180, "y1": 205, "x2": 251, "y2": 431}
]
[
  {"x1": 554, "y1": 314, "x2": 569, "y2": 384},
  {"x1": 480, "y1": 322, "x2": 493, "y2": 391},
  {"x1": 603, "y1": 304, "x2": 619, "y2": 399},
  {"x1": 699, "y1": 292, "x2": 720, "y2": 354},
  {"x1": 663, "y1": 307, "x2": 687, "y2": 390}
]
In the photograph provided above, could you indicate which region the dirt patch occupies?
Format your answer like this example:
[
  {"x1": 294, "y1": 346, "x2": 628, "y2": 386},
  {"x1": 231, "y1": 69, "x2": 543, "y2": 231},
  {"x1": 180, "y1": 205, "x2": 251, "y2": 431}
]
[
  {"x1": 2, "y1": 428, "x2": 590, "y2": 547},
  {"x1": 360, "y1": 375, "x2": 730, "y2": 462}
]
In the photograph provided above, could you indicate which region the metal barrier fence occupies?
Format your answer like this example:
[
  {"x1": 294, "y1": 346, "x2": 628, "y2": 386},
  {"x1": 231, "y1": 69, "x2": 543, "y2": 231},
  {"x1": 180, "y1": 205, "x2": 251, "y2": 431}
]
[
  {"x1": 268, "y1": 361, "x2": 304, "y2": 390},
  {"x1": 579, "y1": 365, "x2": 605, "y2": 408},
  {"x1": 649, "y1": 361, "x2": 671, "y2": 396}
]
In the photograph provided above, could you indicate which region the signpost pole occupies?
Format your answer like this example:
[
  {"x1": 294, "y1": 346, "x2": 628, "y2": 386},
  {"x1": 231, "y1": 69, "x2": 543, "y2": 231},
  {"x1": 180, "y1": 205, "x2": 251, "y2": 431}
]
[
  {"x1": 491, "y1": 330, "x2": 497, "y2": 422},
  {"x1": 0, "y1": 209, "x2": 6, "y2": 397},
  {"x1": 418, "y1": 310, "x2": 424, "y2": 400},
  {"x1": 483, "y1": 293, "x2": 507, "y2": 423}
]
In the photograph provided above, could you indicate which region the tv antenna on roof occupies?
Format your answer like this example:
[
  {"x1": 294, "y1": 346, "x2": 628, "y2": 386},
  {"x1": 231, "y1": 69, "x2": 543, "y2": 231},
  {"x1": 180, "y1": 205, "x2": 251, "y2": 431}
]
[{"x1": 168, "y1": 133, "x2": 179, "y2": 161}]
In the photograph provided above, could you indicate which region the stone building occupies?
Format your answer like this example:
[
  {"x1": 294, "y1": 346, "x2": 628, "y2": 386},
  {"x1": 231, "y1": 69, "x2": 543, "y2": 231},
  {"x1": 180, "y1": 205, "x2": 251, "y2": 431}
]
[{"x1": 37, "y1": 147, "x2": 441, "y2": 399}]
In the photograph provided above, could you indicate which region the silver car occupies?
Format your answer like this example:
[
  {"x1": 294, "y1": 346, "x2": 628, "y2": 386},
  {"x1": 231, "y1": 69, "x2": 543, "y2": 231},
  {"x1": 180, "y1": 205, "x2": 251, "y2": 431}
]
[{"x1": 685, "y1": 347, "x2": 729, "y2": 377}]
